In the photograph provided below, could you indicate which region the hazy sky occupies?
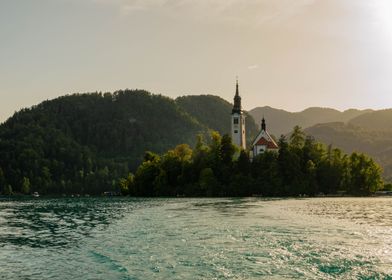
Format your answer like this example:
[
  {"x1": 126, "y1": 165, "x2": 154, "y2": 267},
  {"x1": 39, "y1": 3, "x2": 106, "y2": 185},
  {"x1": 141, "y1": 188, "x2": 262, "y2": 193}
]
[{"x1": 1, "y1": 0, "x2": 392, "y2": 122}]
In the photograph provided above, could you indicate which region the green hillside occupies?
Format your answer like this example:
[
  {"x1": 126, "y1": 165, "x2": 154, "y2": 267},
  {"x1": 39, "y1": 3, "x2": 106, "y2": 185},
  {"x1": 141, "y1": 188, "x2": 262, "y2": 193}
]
[
  {"x1": 0, "y1": 90, "x2": 258, "y2": 195},
  {"x1": 305, "y1": 122, "x2": 392, "y2": 181}
]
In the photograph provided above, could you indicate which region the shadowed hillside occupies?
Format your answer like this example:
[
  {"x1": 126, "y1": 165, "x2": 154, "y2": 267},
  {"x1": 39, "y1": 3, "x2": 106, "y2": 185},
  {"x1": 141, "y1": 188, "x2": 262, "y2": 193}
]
[{"x1": 348, "y1": 109, "x2": 392, "y2": 131}]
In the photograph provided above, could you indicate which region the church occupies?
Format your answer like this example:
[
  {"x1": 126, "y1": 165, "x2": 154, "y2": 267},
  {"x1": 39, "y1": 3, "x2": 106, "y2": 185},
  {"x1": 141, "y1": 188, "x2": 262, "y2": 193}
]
[{"x1": 231, "y1": 80, "x2": 279, "y2": 158}]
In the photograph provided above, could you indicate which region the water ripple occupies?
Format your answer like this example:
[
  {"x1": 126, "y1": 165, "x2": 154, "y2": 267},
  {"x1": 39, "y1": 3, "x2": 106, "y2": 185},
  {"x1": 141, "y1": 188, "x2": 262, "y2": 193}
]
[{"x1": 1, "y1": 197, "x2": 392, "y2": 279}]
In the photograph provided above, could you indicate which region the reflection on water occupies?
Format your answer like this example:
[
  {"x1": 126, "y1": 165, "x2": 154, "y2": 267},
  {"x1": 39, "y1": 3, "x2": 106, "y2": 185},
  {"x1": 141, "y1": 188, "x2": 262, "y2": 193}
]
[
  {"x1": 0, "y1": 197, "x2": 392, "y2": 279},
  {"x1": 290, "y1": 198, "x2": 392, "y2": 227},
  {"x1": 0, "y1": 197, "x2": 159, "y2": 248}
]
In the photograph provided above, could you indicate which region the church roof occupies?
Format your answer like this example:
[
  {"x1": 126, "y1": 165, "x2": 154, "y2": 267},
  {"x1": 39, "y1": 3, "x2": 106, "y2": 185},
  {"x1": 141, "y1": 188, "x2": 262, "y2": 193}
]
[
  {"x1": 254, "y1": 135, "x2": 279, "y2": 149},
  {"x1": 251, "y1": 117, "x2": 279, "y2": 150}
]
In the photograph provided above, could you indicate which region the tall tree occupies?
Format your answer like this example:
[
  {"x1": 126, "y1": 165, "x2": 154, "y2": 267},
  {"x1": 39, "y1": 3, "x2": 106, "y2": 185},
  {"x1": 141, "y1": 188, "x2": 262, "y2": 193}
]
[{"x1": 290, "y1": 125, "x2": 305, "y2": 149}]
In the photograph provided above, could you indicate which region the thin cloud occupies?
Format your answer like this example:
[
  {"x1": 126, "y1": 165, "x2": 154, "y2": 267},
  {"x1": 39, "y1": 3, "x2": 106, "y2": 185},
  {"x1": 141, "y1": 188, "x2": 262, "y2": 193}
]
[
  {"x1": 91, "y1": 0, "x2": 316, "y2": 25},
  {"x1": 120, "y1": 3, "x2": 146, "y2": 15},
  {"x1": 248, "y1": 64, "x2": 259, "y2": 70}
]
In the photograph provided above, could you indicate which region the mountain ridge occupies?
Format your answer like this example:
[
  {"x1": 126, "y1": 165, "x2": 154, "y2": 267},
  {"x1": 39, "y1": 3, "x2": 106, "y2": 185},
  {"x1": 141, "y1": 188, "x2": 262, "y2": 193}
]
[{"x1": 249, "y1": 106, "x2": 374, "y2": 136}]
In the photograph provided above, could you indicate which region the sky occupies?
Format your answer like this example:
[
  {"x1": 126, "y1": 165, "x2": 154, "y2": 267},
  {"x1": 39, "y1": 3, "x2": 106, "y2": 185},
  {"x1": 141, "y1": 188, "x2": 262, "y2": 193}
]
[{"x1": 1, "y1": 0, "x2": 392, "y2": 122}]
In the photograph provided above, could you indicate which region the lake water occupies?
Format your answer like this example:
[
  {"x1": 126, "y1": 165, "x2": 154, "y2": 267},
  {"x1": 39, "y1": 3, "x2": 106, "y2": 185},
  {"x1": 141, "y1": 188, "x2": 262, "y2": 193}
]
[{"x1": 1, "y1": 197, "x2": 392, "y2": 279}]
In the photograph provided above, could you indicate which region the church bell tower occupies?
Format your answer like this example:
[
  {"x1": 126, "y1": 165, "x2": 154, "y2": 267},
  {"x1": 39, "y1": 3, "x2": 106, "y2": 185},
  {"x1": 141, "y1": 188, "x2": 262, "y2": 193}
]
[{"x1": 231, "y1": 79, "x2": 246, "y2": 149}]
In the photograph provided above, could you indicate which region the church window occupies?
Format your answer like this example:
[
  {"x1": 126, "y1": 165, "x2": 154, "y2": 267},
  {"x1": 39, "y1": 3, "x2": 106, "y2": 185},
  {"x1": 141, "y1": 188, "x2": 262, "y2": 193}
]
[
  {"x1": 233, "y1": 118, "x2": 239, "y2": 124},
  {"x1": 234, "y1": 130, "x2": 238, "y2": 133}
]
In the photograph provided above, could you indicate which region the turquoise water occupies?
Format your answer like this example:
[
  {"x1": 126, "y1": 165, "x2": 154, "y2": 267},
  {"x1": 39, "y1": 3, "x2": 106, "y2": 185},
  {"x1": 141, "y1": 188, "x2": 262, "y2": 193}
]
[{"x1": 1, "y1": 197, "x2": 392, "y2": 279}]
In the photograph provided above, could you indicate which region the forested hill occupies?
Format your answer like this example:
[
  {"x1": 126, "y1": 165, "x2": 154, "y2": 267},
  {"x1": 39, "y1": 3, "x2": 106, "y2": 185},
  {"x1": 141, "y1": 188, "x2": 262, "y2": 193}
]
[
  {"x1": 305, "y1": 122, "x2": 392, "y2": 181},
  {"x1": 0, "y1": 90, "x2": 258, "y2": 195}
]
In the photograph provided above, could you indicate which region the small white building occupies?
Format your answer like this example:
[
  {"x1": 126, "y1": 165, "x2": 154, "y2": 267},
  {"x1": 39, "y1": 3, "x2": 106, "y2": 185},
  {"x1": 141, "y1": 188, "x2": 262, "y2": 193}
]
[{"x1": 251, "y1": 118, "x2": 279, "y2": 158}]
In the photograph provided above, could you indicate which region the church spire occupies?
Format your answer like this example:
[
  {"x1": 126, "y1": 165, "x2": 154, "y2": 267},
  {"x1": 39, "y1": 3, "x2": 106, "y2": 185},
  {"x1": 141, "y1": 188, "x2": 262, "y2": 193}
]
[
  {"x1": 232, "y1": 78, "x2": 242, "y2": 114},
  {"x1": 236, "y1": 77, "x2": 239, "y2": 96},
  {"x1": 261, "y1": 117, "x2": 266, "y2": 131}
]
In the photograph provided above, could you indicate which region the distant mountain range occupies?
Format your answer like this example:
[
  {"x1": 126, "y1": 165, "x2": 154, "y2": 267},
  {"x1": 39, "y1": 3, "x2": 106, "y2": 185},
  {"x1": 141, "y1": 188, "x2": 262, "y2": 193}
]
[{"x1": 249, "y1": 106, "x2": 374, "y2": 136}]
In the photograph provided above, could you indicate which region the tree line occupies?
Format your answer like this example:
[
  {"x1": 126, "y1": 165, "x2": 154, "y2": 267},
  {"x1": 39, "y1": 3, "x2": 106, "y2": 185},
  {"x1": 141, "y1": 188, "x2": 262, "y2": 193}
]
[{"x1": 120, "y1": 126, "x2": 385, "y2": 197}]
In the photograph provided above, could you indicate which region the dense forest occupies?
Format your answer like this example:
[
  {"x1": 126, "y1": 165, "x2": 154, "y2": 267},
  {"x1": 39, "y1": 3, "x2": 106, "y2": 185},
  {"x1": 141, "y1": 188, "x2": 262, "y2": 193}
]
[
  {"x1": 120, "y1": 126, "x2": 385, "y2": 197},
  {"x1": 0, "y1": 90, "x2": 258, "y2": 195}
]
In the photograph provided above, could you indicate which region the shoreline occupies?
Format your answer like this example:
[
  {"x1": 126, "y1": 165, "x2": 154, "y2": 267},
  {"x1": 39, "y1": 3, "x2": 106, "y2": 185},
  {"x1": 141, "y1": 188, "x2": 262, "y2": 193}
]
[{"x1": 1, "y1": 194, "x2": 392, "y2": 199}]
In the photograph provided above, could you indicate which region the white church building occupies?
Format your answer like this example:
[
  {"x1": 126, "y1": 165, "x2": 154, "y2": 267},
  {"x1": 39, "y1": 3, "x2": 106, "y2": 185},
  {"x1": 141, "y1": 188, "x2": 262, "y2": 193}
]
[
  {"x1": 250, "y1": 117, "x2": 279, "y2": 157},
  {"x1": 230, "y1": 80, "x2": 279, "y2": 157}
]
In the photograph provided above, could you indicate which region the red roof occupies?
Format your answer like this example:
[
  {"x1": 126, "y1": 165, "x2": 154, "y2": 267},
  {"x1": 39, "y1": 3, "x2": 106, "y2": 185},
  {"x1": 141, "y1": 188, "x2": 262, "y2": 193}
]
[{"x1": 255, "y1": 137, "x2": 279, "y2": 149}]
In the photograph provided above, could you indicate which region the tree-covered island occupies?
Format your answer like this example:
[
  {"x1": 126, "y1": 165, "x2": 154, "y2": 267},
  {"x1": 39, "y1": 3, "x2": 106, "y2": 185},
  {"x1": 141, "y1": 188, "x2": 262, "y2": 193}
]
[{"x1": 119, "y1": 127, "x2": 384, "y2": 197}]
